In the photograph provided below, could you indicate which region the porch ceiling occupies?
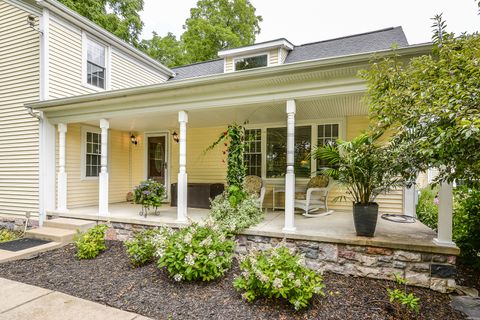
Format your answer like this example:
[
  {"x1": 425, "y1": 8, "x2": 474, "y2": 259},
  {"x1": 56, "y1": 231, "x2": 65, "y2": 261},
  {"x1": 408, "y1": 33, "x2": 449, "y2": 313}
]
[{"x1": 84, "y1": 93, "x2": 368, "y2": 131}]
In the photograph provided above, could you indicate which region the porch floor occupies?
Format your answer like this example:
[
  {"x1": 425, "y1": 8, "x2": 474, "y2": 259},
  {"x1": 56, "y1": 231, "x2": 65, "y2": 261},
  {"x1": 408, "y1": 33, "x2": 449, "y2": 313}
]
[{"x1": 49, "y1": 203, "x2": 459, "y2": 255}]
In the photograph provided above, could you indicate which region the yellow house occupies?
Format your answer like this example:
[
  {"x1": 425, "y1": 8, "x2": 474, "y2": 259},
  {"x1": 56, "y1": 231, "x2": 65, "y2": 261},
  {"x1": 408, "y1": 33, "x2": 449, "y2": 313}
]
[{"x1": 23, "y1": 25, "x2": 434, "y2": 230}]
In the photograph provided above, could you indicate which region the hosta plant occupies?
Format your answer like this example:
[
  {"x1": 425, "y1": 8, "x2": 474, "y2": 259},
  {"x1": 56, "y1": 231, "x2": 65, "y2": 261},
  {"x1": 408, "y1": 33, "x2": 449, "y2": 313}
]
[
  {"x1": 234, "y1": 244, "x2": 325, "y2": 310},
  {"x1": 73, "y1": 224, "x2": 108, "y2": 259},
  {"x1": 209, "y1": 192, "x2": 263, "y2": 233},
  {"x1": 124, "y1": 227, "x2": 172, "y2": 267},
  {"x1": 158, "y1": 222, "x2": 235, "y2": 282}
]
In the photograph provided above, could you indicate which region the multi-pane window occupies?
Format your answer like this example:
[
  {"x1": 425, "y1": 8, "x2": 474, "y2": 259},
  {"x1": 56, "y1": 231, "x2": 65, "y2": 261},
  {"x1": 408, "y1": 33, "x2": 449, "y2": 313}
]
[
  {"x1": 85, "y1": 131, "x2": 101, "y2": 177},
  {"x1": 244, "y1": 129, "x2": 262, "y2": 176},
  {"x1": 266, "y1": 126, "x2": 312, "y2": 178},
  {"x1": 234, "y1": 54, "x2": 268, "y2": 71},
  {"x1": 317, "y1": 124, "x2": 339, "y2": 169},
  {"x1": 86, "y1": 39, "x2": 106, "y2": 89}
]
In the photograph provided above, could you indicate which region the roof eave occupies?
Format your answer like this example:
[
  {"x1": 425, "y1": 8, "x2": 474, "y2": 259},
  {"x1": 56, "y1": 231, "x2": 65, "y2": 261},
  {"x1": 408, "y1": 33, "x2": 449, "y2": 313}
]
[
  {"x1": 27, "y1": 43, "x2": 432, "y2": 111},
  {"x1": 36, "y1": 0, "x2": 175, "y2": 77}
]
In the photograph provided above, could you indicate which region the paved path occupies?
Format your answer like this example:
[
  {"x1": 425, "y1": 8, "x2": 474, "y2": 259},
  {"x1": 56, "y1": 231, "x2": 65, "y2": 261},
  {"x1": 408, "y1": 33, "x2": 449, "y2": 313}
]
[{"x1": 0, "y1": 278, "x2": 151, "y2": 320}]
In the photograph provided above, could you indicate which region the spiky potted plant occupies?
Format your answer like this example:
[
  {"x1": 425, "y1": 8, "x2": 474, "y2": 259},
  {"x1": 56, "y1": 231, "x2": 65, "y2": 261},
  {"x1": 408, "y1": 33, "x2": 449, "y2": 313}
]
[{"x1": 314, "y1": 132, "x2": 404, "y2": 237}]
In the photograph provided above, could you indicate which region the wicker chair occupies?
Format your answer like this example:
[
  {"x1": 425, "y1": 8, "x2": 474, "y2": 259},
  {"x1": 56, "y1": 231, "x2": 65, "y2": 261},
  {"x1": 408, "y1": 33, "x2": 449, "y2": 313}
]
[
  {"x1": 294, "y1": 175, "x2": 334, "y2": 217},
  {"x1": 243, "y1": 175, "x2": 266, "y2": 211}
]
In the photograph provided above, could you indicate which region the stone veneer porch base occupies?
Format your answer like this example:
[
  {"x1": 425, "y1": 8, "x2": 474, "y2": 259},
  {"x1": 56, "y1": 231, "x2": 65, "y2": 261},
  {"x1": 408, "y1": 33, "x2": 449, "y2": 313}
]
[{"x1": 104, "y1": 221, "x2": 458, "y2": 294}]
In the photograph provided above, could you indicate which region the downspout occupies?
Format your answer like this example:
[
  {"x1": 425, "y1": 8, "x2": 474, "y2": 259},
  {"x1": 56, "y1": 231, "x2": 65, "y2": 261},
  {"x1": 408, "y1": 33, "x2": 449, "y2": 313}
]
[{"x1": 27, "y1": 107, "x2": 43, "y2": 121}]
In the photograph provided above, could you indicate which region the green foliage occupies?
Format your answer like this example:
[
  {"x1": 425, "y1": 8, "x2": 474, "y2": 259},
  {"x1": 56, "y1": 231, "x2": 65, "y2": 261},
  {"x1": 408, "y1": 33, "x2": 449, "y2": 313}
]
[
  {"x1": 209, "y1": 192, "x2": 263, "y2": 233},
  {"x1": 124, "y1": 228, "x2": 171, "y2": 267},
  {"x1": 133, "y1": 179, "x2": 166, "y2": 215},
  {"x1": 0, "y1": 229, "x2": 20, "y2": 243},
  {"x1": 205, "y1": 124, "x2": 247, "y2": 205},
  {"x1": 416, "y1": 185, "x2": 439, "y2": 230},
  {"x1": 139, "y1": 32, "x2": 188, "y2": 68},
  {"x1": 386, "y1": 273, "x2": 420, "y2": 318},
  {"x1": 158, "y1": 222, "x2": 235, "y2": 282},
  {"x1": 361, "y1": 16, "x2": 480, "y2": 184},
  {"x1": 453, "y1": 186, "x2": 480, "y2": 269},
  {"x1": 74, "y1": 225, "x2": 108, "y2": 259},
  {"x1": 57, "y1": 0, "x2": 144, "y2": 46},
  {"x1": 233, "y1": 245, "x2": 325, "y2": 310},
  {"x1": 314, "y1": 132, "x2": 405, "y2": 204},
  {"x1": 181, "y1": 0, "x2": 262, "y2": 63}
]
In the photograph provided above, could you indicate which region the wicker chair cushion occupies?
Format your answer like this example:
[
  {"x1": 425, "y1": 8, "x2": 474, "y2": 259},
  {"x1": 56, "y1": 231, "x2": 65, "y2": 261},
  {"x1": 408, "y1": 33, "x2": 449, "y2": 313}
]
[
  {"x1": 307, "y1": 175, "x2": 329, "y2": 188},
  {"x1": 244, "y1": 175, "x2": 262, "y2": 196}
]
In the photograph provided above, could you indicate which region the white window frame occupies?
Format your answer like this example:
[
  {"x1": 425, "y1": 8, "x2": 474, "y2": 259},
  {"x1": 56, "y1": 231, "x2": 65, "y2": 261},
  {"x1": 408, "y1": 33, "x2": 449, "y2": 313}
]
[
  {"x1": 80, "y1": 125, "x2": 109, "y2": 180},
  {"x1": 245, "y1": 118, "x2": 345, "y2": 183},
  {"x1": 82, "y1": 32, "x2": 111, "y2": 91},
  {"x1": 233, "y1": 52, "x2": 270, "y2": 71}
]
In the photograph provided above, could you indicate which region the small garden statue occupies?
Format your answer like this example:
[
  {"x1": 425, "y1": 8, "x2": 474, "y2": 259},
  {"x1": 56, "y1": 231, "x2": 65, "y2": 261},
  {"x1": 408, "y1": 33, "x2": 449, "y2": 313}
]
[{"x1": 133, "y1": 179, "x2": 166, "y2": 218}]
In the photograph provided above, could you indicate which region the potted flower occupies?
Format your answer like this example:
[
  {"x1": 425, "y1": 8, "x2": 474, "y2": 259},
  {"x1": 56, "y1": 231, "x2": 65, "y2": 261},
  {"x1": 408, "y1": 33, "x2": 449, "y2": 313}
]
[
  {"x1": 133, "y1": 179, "x2": 166, "y2": 217},
  {"x1": 314, "y1": 132, "x2": 404, "y2": 237}
]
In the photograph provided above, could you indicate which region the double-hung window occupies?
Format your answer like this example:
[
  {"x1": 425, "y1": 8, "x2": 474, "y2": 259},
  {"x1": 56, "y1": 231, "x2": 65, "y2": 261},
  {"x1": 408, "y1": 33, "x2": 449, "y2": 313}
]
[
  {"x1": 244, "y1": 129, "x2": 262, "y2": 176},
  {"x1": 317, "y1": 124, "x2": 339, "y2": 170},
  {"x1": 86, "y1": 38, "x2": 106, "y2": 89},
  {"x1": 84, "y1": 130, "x2": 101, "y2": 178}
]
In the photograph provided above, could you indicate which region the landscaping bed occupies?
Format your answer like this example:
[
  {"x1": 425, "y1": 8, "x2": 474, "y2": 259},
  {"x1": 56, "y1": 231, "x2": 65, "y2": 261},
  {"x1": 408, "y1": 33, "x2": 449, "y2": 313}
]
[{"x1": 0, "y1": 241, "x2": 466, "y2": 320}]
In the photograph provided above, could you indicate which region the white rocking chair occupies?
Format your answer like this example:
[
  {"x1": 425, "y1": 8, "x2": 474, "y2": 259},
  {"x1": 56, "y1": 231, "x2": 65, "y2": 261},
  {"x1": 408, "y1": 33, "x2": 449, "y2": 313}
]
[{"x1": 294, "y1": 175, "x2": 335, "y2": 217}]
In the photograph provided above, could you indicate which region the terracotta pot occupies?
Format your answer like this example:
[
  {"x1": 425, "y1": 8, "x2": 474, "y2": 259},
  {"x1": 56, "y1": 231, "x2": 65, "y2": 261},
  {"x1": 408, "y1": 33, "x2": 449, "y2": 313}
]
[{"x1": 353, "y1": 203, "x2": 379, "y2": 237}]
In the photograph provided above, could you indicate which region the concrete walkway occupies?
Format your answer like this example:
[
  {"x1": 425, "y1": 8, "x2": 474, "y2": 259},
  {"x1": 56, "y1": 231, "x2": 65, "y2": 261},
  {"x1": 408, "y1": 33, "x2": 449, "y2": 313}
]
[{"x1": 0, "y1": 278, "x2": 151, "y2": 320}]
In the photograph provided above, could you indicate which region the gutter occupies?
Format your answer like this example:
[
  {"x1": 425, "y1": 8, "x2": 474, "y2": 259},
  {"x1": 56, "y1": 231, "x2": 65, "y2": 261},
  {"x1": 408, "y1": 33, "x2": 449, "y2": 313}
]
[
  {"x1": 26, "y1": 43, "x2": 432, "y2": 111},
  {"x1": 27, "y1": 107, "x2": 43, "y2": 120},
  {"x1": 35, "y1": 0, "x2": 175, "y2": 78}
]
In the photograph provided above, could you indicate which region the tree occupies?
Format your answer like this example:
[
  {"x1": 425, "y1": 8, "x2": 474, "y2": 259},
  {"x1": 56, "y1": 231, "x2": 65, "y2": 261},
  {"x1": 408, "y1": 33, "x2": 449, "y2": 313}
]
[
  {"x1": 361, "y1": 15, "x2": 480, "y2": 184},
  {"x1": 181, "y1": 0, "x2": 262, "y2": 63},
  {"x1": 139, "y1": 32, "x2": 188, "y2": 68},
  {"x1": 58, "y1": 0, "x2": 144, "y2": 46}
]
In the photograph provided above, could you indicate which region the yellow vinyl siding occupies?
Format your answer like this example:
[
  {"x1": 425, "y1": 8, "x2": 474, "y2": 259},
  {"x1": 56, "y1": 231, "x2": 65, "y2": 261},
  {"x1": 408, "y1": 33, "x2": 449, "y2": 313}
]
[
  {"x1": 110, "y1": 51, "x2": 167, "y2": 90},
  {"x1": 225, "y1": 57, "x2": 233, "y2": 73},
  {"x1": 0, "y1": 0, "x2": 40, "y2": 216},
  {"x1": 48, "y1": 19, "x2": 96, "y2": 99}
]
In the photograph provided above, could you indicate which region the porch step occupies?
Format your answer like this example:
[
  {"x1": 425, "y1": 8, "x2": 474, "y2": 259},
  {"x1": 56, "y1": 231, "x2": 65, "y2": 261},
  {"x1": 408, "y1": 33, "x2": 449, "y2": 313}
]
[
  {"x1": 25, "y1": 227, "x2": 77, "y2": 243},
  {"x1": 44, "y1": 218, "x2": 95, "y2": 232}
]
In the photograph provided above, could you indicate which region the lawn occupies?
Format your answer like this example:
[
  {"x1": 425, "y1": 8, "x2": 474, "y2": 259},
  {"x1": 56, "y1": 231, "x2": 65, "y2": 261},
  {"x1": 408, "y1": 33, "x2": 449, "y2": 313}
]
[{"x1": 0, "y1": 241, "x2": 466, "y2": 320}]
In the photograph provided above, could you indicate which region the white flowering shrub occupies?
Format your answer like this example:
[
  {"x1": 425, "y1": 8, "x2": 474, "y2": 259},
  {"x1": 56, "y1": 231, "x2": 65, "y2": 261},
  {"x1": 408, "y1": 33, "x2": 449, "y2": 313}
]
[
  {"x1": 209, "y1": 193, "x2": 263, "y2": 233},
  {"x1": 124, "y1": 227, "x2": 173, "y2": 267},
  {"x1": 233, "y1": 245, "x2": 325, "y2": 310},
  {"x1": 157, "y1": 222, "x2": 235, "y2": 281}
]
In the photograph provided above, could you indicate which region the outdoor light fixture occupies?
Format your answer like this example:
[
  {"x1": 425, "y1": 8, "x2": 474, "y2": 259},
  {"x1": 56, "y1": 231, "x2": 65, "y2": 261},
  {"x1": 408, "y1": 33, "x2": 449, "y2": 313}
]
[
  {"x1": 172, "y1": 131, "x2": 179, "y2": 143},
  {"x1": 130, "y1": 134, "x2": 138, "y2": 145}
]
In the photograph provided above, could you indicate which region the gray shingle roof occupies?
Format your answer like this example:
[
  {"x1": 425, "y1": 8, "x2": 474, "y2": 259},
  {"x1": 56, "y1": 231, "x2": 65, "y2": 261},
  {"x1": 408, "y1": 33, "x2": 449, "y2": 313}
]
[{"x1": 170, "y1": 27, "x2": 408, "y2": 81}]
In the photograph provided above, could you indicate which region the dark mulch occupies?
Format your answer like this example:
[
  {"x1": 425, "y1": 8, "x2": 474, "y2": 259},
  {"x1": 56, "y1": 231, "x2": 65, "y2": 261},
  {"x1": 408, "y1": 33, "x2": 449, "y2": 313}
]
[
  {"x1": 0, "y1": 241, "x2": 467, "y2": 320},
  {"x1": 456, "y1": 263, "x2": 480, "y2": 292},
  {"x1": 0, "y1": 238, "x2": 50, "y2": 251}
]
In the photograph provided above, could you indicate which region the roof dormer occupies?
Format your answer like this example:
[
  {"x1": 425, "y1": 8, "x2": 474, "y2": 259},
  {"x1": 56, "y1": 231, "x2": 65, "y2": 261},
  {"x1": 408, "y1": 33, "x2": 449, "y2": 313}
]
[{"x1": 218, "y1": 38, "x2": 294, "y2": 73}]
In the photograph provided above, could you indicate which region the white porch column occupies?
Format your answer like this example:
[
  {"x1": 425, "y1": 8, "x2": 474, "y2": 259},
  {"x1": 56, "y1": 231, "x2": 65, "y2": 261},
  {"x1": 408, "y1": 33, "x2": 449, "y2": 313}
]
[
  {"x1": 56, "y1": 123, "x2": 67, "y2": 212},
  {"x1": 98, "y1": 119, "x2": 109, "y2": 216},
  {"x1": 177, "y1": 111, "x2": 188, "y2": 222},
  {"x1": 283, "y1": 100, "x2": 296, "y2": 232},
  {"x1": 403, "y1": 182, "x2": 417, "y2": 217},
  {"x1": 434, "y1": 182, "x2": 455, "y2": 246}
]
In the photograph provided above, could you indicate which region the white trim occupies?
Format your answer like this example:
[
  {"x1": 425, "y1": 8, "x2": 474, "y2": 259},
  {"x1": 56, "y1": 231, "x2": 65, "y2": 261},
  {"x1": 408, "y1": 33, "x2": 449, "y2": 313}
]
[
  {"x1": 82, "y1": 32, "x2": 110, "y2": 91},
  {"x1": 233, "y1": 52, "x2": 270, "y2": 72},
  {"x1": 4, "y1": 0, "x2": 42, "y2": 15},
  {"x1": 218, "y1": 39, "x2": 294, "y2": 58},
  {"x1": 80, "y1": 125, "x2": 104, "y2": 180},
  {"x1": 36, "y1": 0, "x2": 174, "y2": 77},
  {"x1": 38, "y1": 113, "x2": 56, "y2": 227},
  {"x1": 143, "y1": 132, "x2": 171, "y2": 202},
  {"x1": 39, "y1": 8, "x2": 50, "y2": 100}
]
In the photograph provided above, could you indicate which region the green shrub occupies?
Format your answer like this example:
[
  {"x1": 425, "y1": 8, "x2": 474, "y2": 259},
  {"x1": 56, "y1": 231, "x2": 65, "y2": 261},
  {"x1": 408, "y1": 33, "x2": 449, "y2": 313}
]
[
  {"x1": 74, "y1": 225, "x2": 108, "y2": 259},
  {"x1": 233, "y1": 245, "x2": 325, "y2": 310},
  {"x1": 158, "y1": 222, "x2": 235, "y2": 282},
  {"x1": 124, "y1": 228, "x2": 172, "y2": 267},
  {"x1": 416, "y1": 185, "x2": 439, "y2": 230},
  {"x1": 453, "y1": 186, "x2": 480, "y2": 269},
  {"x1": 209, "y1": 193, "x2": 263, "y2": 233},
  {"x1": 0, "y1": 229, "x2": 20, "y2": 243},
  {"x1": 386, "y1": 273, "x2": 420, "y2": 318}
]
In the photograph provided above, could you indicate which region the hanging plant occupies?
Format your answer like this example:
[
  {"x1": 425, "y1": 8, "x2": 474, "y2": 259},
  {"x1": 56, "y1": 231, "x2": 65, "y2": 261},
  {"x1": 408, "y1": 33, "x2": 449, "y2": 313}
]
[{"x1": 205, "y1": 123, "x2": 247, "y2": 206}]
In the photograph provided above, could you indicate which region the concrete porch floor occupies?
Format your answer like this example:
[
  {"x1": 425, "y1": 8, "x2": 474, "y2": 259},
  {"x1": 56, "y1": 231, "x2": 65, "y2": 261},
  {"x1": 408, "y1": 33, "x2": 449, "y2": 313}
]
[{"x1": 49, "y1": 202, "x2": 459, "y2": 255}]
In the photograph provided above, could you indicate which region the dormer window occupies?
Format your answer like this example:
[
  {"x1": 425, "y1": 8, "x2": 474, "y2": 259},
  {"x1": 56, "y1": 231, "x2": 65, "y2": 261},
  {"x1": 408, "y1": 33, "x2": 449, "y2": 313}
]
[{"x1": 234, "y1": 54, "x2": 268, "y2": 71}]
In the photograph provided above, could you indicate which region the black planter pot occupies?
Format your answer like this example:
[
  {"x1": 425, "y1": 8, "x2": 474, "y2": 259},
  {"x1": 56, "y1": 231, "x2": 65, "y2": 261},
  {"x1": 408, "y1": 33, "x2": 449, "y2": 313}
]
[{"x1": 353, "y1": 203, "x2": 379, "y2": 237}]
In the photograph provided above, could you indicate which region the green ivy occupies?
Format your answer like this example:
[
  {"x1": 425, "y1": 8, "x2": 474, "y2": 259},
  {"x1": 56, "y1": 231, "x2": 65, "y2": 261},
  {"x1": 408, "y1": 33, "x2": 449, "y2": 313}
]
[
  {"x1": 233, "y1": 245, "x2": 325, "y2": 310},
  {"x1": 73, "y1": 225, "x2": 108, "y2": 259}
]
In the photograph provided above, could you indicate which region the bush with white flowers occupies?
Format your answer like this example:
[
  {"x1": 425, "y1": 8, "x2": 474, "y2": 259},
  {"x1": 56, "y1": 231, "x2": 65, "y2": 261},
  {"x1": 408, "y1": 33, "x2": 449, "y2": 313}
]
[
  {"x1": 124, "y1": 227, "x2": 173, "y2": 267},
  {"x1": 233, "y1": 244, "x2": 325, "y2": 310},
  {"x1": 157, "y1": 222, "x2": 235, "y2": 282}
]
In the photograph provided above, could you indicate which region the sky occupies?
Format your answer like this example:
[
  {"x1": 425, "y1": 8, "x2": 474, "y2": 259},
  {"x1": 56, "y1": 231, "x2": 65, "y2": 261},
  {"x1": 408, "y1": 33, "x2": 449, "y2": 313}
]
[{"x1": 140, "y1": 0, "x2": 479, "y2": 46}]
